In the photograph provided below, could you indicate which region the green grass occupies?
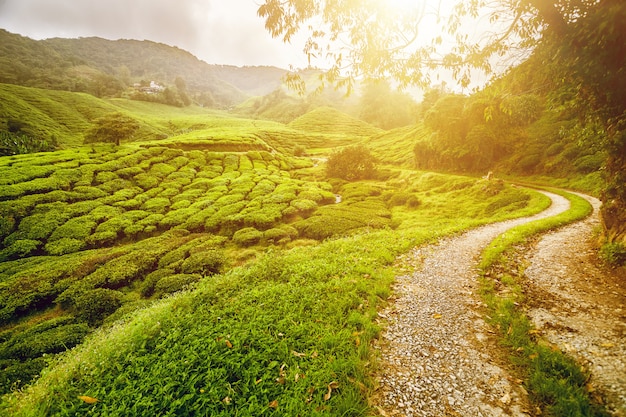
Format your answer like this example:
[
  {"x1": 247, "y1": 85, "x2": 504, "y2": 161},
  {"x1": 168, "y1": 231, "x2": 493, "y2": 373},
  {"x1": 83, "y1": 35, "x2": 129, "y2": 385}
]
[
  {"x1": 478, "y1": 188, "x2": 609, "y2": 416},
  {"x1": 289, "y1": 106, "x2": 383, "y2": 139},
  {"x1": 0, "y1": 170, "x2": 550, "y2": 415}
]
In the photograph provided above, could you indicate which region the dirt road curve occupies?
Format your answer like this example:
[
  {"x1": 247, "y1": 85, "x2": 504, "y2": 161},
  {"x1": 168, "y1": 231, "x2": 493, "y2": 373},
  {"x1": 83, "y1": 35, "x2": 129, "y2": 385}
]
[
  {"x1": 374, "y1": 191, "x2": 570, "y2": 417},
  {"x1": 525, "y1": 193, "x2": 626, "y2": 417}
]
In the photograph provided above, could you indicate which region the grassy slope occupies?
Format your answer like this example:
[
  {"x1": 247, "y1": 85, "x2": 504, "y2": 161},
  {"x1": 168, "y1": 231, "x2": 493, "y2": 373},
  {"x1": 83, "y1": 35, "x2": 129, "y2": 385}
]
[
  {"x1": 368, "y1": 124, "x2": 430, "y2": 167},
  {"x1": 0, "y1": 84, "x2": 217, "y2": 146},
  {"x1": 0, "y1": 84, "x2": 118, "y2": 146},
  {"x1": 1, "y1": 167, "x2": 551, "y2": 415},
  {"x1": 289, "y1": 106, "x2": 383, "y2": 139}
]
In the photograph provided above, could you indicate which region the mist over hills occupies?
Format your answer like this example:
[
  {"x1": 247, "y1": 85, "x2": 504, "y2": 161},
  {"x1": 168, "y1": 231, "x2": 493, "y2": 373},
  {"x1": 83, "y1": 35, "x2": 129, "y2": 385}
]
[{"x1": 0, "y1": 29, "x2": 287, "y2": 108}]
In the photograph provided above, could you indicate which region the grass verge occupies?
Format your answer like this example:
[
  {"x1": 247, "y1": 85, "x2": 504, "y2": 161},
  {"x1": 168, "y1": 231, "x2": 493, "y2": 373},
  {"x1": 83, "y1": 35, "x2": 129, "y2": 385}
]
[{"x1": 478, "y1": 187, "x2": 610, "y2": 416}]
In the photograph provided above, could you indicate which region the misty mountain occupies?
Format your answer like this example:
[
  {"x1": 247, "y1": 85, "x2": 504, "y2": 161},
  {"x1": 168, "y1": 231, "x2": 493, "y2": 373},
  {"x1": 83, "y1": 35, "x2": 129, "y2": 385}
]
[{"x1": 0, "y1": 29, "x2": 287, "y2": 108}]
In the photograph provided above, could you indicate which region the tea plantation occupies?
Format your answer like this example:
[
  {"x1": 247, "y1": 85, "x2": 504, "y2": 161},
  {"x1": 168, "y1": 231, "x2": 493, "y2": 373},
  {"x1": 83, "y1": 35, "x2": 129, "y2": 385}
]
[{"x1": 0, "y1": 88, "x2": 552, "y2": 415}]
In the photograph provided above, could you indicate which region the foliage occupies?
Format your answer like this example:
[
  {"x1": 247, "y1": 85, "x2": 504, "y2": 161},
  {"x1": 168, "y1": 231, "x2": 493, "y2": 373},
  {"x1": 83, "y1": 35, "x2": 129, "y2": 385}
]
[
  {"x1": 326, "y1": 145, "x2": 376, "y2": 181},
  {"x1": 84, "y1": 113, "x2": 140, "y2": 146},
  {"x1": 0, "y1": 131, "x2": 58, "y2": 156},
  {"x1": 73, "y1": 289, "x2": 124, "y2": 326},
  {"x1": 599, "y1": 242, "x2": 626, "y2": 267}
]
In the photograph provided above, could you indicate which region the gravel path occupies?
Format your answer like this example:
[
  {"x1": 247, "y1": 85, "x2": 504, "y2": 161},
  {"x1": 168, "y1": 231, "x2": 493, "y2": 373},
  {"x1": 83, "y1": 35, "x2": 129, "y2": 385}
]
[
  {"x1": 374, "y1": 191, "x2": 570, "y2": 417},
  {"x1": 524, "y1": 194, "x2": 626, "y2": 416}
]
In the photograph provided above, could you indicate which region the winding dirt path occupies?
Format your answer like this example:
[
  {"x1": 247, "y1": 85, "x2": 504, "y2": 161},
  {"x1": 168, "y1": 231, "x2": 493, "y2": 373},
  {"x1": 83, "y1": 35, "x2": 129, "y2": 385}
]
[
  {"x1": 374, "y1": 191, "x2": 571, "y2": 417},
  {"x1": 524, "y1": 194, "x2": 626, "y2": 416}
]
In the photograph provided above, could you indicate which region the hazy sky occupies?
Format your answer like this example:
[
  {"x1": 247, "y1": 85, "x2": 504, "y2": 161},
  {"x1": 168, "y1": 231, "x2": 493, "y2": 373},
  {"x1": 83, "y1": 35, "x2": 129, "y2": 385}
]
[{"x1": 0, "y1": 0, "x2": 309, "y2": 68}]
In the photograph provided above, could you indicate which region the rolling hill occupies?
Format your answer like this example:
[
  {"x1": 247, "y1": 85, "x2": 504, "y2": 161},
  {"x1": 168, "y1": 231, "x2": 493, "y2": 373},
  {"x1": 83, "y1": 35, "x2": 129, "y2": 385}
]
[{"x1": 0, "y1": 29, "x2": 287, "y2": 108}]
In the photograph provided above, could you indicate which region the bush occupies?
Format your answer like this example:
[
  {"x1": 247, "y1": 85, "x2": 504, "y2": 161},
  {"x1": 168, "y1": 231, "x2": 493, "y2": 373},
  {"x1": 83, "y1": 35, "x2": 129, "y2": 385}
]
[
  {"x1": 154, "y1": 274, "x2": 201, "y2": 297},
  {"x1": 48, "y1": 216, "x2": 96, "y2": 242},
  {"x1": 600, "y1": 242, "x2": 626, "y2": 267},
  {"x1": 139, "y1": 269, "x2": 175, "y2": 297},
  {"x1": 180, "y1": 250, "x2": 225, "y2": 275},
  {"x1": 232, "y1": 227, "x2": 263, "y2": 246},
  {"x1": 0, "y1": 239, "x2": 40, "y2": 261},
  {"x1": 85, "y1": 231, "x2": 118, "y2": 247},
  {"x1": 326, "y1": 145, "x2": 377, "y2": 181},
  {"x1": 73, "y1": 288, "x2": 124, "y2": 326},
  {"x1": 406, "y1": 195, "x2": 421, "y2": 208},
  {"x1": 385, "y1": 191, "x2": 412, "y2": 207},
  {"x1": 1, "y1": 323, "x2": 89, "y2": 360},
  {"x1": 44, "y1": 238, "x2": 85, "y2": 256}
]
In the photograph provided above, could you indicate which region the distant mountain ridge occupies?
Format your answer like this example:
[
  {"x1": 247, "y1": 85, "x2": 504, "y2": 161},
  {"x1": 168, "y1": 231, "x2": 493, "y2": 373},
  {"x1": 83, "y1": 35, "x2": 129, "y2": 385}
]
[{"x1": 0, "y1": 29, "x2": 287, "y2": 108}]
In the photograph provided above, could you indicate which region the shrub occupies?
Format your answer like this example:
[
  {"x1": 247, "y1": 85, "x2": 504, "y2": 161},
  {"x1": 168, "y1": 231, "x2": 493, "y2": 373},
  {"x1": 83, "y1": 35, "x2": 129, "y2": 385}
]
[
  {"x1": 326, "y1": 145, "x2": 377, "y2": 181},
  {"x1": 1, "y1": 323, "x2": 89, "y2": 360},
  {"x1": 263, "y1": 227, "x2": 291, "y2": 243},
  {"x1": 289, "y1": 198, "x2": 318, "y2": 212},
  {"x1": 0, "y1": 216, "x2": 15, "y2": 241},
  {"x1": 99, "y1": 179, "x2": 134, "y2": 194},
  {"x1": 73, "y1": 288, "x2": 124, "y2": 326},
  {"x1": 45, "y1": 238, "x2": 85, "y2": 256},
  {"x1": 233, "y1": 227, "x2": 263, "y2": 246},
  {"x1": 48, "y1": 216, "x2": 96, "y2": 242},
  {"x1": 154, "y1": 274, "x2": 201, "y2": 297},
  {"x1": 600, "y1": 242, "x2": 626, "y2": 267},
  {"x1": 6, "y1": 213, "x2": 61, "y2": 243},
  {"x1": 94, "y1": 171, "x2": 119, "y2": 185},
  {"x1": 85, "y1": 231, "x2": 118, "y2": 247},
  {"x1": 95, "y1": 216, "x2": 133, "y2": 236},
  {"x1": 72, "y1": 186, "x2": 108, "y2": 200},
  {"x1": 180, "y1": 250, "x2": 225, "y2": 275},
  {"x1": 149, "y1": 163, "x2": 177, "y2": 179},
  {"x1": 406, "y1": 195, "x2": 421, "y2": 208},
  {"x1": 139, "y1": 269, "x2": 176, "y2": 297},
  {"x1": 134, "y1": 173, "x2": 160, "y2": 190},
  {"x1": 141, "y1": 197, "x2": 171, "y2": 213},
  {"x1": 0, "y1": 239, "x2": 40, "y2": 261}
]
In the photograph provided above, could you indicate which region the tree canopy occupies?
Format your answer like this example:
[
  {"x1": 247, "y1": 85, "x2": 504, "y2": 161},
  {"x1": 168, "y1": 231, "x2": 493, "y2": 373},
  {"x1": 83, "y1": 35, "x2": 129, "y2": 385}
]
[{"x1": 84, "y1": 113, "x2": 139, "y2": 146}]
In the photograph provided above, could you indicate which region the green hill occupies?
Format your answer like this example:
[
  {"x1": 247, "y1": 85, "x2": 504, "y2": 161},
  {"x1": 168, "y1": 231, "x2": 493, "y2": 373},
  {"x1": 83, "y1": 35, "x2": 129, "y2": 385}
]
[
  {"x1": 289, "y1": 106, "x2": 383, "y2": 138},
  {"x1": 0, "y1": 29, "x2": 287, "y2": 108},
  {"x1": 368, "y1": 124, "x2": 431, "y2": 167}
]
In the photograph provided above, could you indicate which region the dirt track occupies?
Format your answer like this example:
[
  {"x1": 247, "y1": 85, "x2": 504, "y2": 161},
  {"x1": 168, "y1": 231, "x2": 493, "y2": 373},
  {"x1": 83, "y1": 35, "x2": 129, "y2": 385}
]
[
  {"x1": 374, "y1": 190, "x2": 625, "y2": 416},
  {"x1": 374, "y1": 191, "x2": 569, "y2": 416},
  {"x1": 524, "y1": 193, "x2": 626, "y2": 416}
]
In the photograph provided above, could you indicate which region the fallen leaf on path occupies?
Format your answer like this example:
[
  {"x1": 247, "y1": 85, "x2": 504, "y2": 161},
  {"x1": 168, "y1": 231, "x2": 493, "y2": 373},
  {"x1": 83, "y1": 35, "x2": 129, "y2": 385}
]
[
  {"x1": 268, "y1": 400, "x2": 278, "y2": 409},
  {"x1": 225, "y1": 340, "x2": 233, "y2": 348},
  {"x1": 324, "y1": 381, "x2": 339, "y2": 401},
  {"x1": 432, "y1": 313, "x2": 442, "y2": 319}
]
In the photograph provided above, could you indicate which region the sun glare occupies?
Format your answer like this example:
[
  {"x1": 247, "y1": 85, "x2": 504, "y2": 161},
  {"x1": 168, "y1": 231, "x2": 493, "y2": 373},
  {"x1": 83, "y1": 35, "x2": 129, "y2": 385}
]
[{"x1": 387, "y1": 0, "x2": 421, "y2": 12}]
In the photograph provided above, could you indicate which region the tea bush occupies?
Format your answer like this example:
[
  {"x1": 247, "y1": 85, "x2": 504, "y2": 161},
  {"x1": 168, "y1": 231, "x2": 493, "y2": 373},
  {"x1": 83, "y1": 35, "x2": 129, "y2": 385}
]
[
  {"x1": 180, "y1": 250, "x2": 224, "y2": 275},
  {"x1": 44, "y1": 238, "x2": 85, "y2": 256},
  {"x1": 233, "y1": 227, "x2": 264, "y2": 246},
  {"x1": 154, "y1": 273, "x2": 201, "y2": 297},
  {"x1": 74, "y1": 288, "x2": 124, "y2": 326}
]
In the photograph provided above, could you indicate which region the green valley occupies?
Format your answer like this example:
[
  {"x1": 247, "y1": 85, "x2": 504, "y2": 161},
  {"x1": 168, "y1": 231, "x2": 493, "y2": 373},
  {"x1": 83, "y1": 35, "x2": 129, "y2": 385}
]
[{"x1": 0, "y1": 6, "x2": 623, "y2": 412}]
